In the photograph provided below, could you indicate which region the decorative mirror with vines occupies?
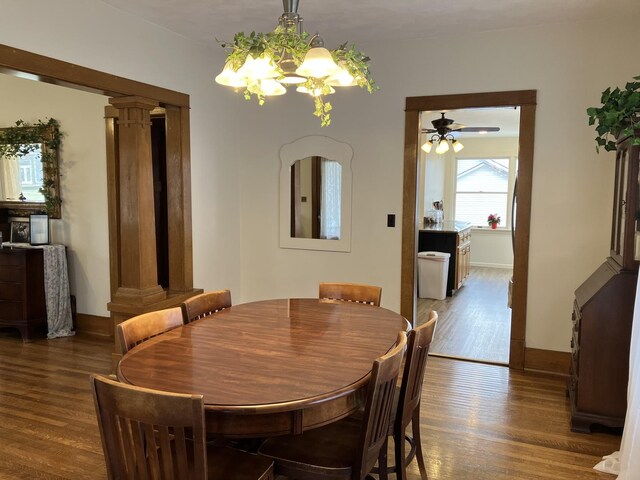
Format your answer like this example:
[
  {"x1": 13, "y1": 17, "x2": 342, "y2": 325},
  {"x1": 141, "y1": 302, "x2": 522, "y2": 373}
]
[{"x1": 0, "y1": 118, "x2": 62, "y2": 218}]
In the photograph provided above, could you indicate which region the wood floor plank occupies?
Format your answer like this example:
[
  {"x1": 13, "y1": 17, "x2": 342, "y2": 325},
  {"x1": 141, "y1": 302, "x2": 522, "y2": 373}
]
[
  {"x1": 0, "y1": 328, "x2": 620, "y2": 479},
  {"x1": 418, "y1": 266, "x2": 512, "y2": 363}
]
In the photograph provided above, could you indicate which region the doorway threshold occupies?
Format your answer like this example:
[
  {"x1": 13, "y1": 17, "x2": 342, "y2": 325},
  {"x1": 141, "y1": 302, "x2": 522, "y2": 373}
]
[{"x1": 428, "y1": 352, "x2": 508, "y2": 367}]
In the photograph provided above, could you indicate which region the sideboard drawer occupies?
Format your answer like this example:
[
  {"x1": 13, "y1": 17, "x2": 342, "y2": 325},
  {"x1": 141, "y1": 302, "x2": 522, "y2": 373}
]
[
  {"x1": 0, "y1": 252, "x2": 26, "y2": 267},
  {"x1": 0, "y1": 266, "x2": 24, "y2": 282},
  {"x1": 0, "y1": 282, "x2": 23, "y2": 301},
  {"x1": 0, "y1": 301, "x2": 24, "y2": 322},
  {"x1": 0, "y1": 247, "x2": 46, "y2": 341}
]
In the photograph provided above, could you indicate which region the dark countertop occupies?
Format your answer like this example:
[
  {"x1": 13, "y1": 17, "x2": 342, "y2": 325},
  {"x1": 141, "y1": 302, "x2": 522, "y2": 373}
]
[{"x1": 419, "y1": 220, "x2": 472, "y2": 233}]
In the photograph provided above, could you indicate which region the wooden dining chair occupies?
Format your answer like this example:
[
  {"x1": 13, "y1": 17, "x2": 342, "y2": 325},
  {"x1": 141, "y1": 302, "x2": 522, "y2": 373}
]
[
  {"x1": 258, "y1": 331, "x2": 407, "y2": 480},
  {"x1": 319, "y1": 282, "x2": 382, "y2": 306},
  {"x1": 383, "y1": 311, "x2": 438, "y2": 480},
  {"x1": 181, "y1": 289, "x2": 232, "y2": 324},
  {"x1": 90, "y1": 374, "x2": 273, "y2": 480},
  {"x1": 116, "y1": 307, "x2": 184, "y2": 354}
]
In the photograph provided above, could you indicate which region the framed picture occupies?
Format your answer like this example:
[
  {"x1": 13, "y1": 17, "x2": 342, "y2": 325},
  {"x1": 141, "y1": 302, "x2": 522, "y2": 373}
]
[
  {"x1": 10, "y1": 221, "x2": 30, "y2": 244},
  {"x1": 30, "y1": 214, "x2": 50, "y2": 245}
]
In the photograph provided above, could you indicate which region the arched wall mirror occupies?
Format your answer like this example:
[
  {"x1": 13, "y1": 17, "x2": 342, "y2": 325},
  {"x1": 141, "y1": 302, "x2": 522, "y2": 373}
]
[
  {"x1": 279, "y1": 135, "x2": 352, "y2": 252},
  {"x1": 0, "y1": 124, "x2": 61, "y2": 218}
]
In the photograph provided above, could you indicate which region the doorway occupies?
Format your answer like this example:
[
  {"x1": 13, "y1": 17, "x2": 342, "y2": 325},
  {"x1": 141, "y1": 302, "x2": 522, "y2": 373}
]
[
  {"x1": 418, "y1": 106, "x2": 519, "y2": 364},
  {"x1": 400, "y1": 91, "x2": 536, "y2": 369}
]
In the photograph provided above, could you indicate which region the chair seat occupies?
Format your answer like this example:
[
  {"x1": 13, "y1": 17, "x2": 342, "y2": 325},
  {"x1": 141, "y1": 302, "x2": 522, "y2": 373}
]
[
  {"x1": 259, "y1": 417, "x2": 361, "y2": 476},
  {"x1": 208, "y1": 446, "x2": 273, "y2": 480}
]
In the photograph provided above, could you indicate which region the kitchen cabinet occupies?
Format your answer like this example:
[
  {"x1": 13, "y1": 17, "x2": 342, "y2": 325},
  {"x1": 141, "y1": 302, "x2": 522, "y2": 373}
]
[
  {"x1": 419, "y1": 221, "x2": 471, "y2": 296},
  {"x1": 0, "y1": 246, "x2": 47, "y2": 341},
  {"x1": 569, "y1": 133, "x2": 639, "y2": 432}
]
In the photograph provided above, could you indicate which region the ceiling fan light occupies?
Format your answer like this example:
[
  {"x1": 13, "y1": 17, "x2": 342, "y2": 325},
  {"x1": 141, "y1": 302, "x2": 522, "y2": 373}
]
[
  {"x1": 296, "y1": 46, "x2": 341, "y2": 78},
  {"x1": 435, "y1": 139, "x2": 450, "y2": 154},
  {"x1": 421, "y1": 140, "x2": 433, "y2": 153},
  {"x1": 452, "y1": 139, "x2": 464, "y2": 153},
  {"x1": 215, "y1": 61, "x2": 247, "y2": 87}
]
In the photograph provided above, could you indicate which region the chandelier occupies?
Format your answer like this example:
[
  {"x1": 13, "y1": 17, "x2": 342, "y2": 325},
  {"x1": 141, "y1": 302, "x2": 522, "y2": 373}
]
[
  {"x1": 421, "y1": 134, "x2": 464, "y2": 155},
  {"x1": 215, "y1": 0, "x2": 377, "y2": 126}
]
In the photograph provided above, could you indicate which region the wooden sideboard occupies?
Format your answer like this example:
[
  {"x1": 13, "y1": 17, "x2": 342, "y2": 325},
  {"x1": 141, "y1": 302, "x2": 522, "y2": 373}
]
[
  {"x1": 0, "y1": 246, "x2": 47, "y2": 341},
  {"x1": 419, "y1": 221, "x2": 472, "y2": 296}
]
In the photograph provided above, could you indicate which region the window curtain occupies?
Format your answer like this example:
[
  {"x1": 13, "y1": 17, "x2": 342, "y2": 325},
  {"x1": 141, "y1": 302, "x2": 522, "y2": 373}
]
[
  {"x1": 0, "y1": 155, "x2": 20, "y2": 200},
  {"x1": 594, "y1": 276, "x2": 640, "y2": 478},
  {"x1": 320, "y1": 159, "x2": 341, "y2": 240}
]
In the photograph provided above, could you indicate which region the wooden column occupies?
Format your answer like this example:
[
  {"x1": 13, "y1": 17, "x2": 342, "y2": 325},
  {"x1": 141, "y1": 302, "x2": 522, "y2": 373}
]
[{"x1": 108, "y1": 96, "x2": 166, "y2": 306}]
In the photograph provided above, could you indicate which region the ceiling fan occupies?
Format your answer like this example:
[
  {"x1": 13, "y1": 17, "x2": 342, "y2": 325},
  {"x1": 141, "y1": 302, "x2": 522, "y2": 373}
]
[{"x1": 421, "y1": 112, "x2": 500, "y2": 154}]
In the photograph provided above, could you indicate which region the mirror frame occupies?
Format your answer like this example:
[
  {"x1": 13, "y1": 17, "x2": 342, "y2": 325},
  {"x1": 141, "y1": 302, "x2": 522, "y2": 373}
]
[
  {"x1": 279, "y1": 135, "x2": 353, "y2": 252},
  {"x1": 0, "y1": 124, "x2": 61, "y2": 218}
]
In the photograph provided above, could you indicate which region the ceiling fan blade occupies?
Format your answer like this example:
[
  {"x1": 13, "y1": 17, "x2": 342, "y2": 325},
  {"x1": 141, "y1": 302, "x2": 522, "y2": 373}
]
[
  {"x1": 446, "y1": 123, "x2": 466, "y2": 131},
  {"x1": 457, "y1": 127, "x2": 501, "y2": 133},
  {"x1": 421, "y1": 129, "x2": 437, "y2": 133}
]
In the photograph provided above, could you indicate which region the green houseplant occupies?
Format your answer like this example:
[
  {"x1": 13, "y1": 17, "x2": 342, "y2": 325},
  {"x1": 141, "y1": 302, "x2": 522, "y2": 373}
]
[{"x1": 587, "y1": 75, "x2": 640, "y2": 152}]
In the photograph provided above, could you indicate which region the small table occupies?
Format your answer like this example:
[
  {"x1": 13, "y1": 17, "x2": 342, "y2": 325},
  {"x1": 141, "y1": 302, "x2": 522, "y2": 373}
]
[{"x1": 117, "y1": 298, "x2": 409, "y2": 438}]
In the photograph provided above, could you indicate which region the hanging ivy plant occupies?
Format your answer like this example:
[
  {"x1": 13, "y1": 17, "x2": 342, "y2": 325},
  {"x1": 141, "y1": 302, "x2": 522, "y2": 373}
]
[
  {"x1": 587, "y1": 76, "x2": 640, "y2": 152},
  {"x1": 0, "y1": 118, "x2": 63, "y2": 216},
  {"x1": 218, "y1": 27, "x2": 378, "y2": 127}
]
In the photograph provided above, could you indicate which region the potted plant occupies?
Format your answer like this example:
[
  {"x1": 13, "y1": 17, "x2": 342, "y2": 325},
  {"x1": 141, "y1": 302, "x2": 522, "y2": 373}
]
[
  {"x1": 587, "y1": 75, "x2": 640, "y2": 152},
  {"x1": 487, "y1": 213, "x2": 501, "y2": 229}
]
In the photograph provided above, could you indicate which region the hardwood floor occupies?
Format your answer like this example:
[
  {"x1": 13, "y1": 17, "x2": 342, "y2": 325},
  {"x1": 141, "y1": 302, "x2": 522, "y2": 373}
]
[
  {"x1": 0, "y1": 329, "x2": 620, "y2": 479},
  {"x1": 418, "y1": 266, "x2": 512, "y2": 364}
]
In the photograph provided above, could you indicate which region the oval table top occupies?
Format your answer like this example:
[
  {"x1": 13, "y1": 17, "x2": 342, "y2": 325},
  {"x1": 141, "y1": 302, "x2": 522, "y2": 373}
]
[{"x1": 117, "y1": 298, "x2": 409, "y2": 437}]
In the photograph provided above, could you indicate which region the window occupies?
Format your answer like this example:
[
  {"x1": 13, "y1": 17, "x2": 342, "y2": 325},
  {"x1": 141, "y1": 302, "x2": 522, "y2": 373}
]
[{"x1": 455, "y1": 158, "x2": 511, "y2": 227}]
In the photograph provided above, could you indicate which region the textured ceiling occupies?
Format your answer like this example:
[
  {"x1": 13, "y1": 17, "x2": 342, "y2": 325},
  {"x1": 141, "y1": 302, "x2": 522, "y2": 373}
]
[{"x1": 99, "y1": 0, "x2": 640, "y2": 49}]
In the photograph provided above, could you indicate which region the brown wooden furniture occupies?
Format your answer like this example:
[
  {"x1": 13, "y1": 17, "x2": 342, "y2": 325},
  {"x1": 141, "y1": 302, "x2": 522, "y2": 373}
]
[
  {"x1": 117, "y1": 298, "x2": 410, "y2": 438},
  {"x1": 569, "y1": 133, "x2": 639, "y2": 432},
  {"x1": 182, "y1": 289, "x2": 232, "y2": 323},
  {"x1": 90, "y1": 374, "x2": 274, "y2": 480},
  {"x1": 116, "y1": 307, "x2": 184, "y2": 354},
  {"x1": 0, "y1": 246, "x2": 46, "y2": 341},
  {"x1": 258, "y1": 331, "x2": 407, "y2": 480},
  {"x1": 418, "y1": 222, "x2": 471, "y2": 297},
  {"x1": 388, "y1": 311, "x2": 437, "y2": 480},
  {"x1": 319, "y1": 282, "x2": 382, "y2": 306}
]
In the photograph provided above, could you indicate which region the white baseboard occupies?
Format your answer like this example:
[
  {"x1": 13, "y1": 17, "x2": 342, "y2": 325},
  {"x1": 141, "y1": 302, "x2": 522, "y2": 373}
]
[{"x1": 470, "y1": 262, "x2": 513, "y2": 269}]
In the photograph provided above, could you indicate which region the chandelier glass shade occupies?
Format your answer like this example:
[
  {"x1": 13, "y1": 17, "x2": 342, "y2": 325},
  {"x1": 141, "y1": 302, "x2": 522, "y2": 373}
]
[
  {"x1": 215, "y1": 0, "x2": 377, "y2": 126},
  {"x1": 421, "y1": 133, "x2": 464, "y2": 154}
]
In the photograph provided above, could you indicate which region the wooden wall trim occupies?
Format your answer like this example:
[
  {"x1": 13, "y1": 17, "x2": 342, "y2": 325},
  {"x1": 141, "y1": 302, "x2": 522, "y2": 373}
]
[
  {"x1": 75, "y1": 313, "x2": 113, "y2": 337},
  {"x1": 524, "y1": 347, "x2": 571, "y2": 376},
  {"x1": 0, "y1": 44, "x2": 189, "y2": 107},
  {"x1": 401, "y1": 90, "x2": 537, "y2": 370},
  {"x1": 401, "y1": 109, "x2": 420, "y2": 324}
]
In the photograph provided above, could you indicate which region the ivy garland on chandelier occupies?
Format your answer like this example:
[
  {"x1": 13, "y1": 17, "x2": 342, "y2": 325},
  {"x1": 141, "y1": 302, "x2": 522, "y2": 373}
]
[
  {"x1": 216, "y1": 2, "x2": 378, "y2": 127},
  {"x1": 0, "y1": 118, "x2": 63, "y2": 215}
]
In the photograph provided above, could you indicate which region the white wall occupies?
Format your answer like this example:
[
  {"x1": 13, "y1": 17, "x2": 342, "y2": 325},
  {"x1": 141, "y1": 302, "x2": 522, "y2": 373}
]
[
  {"x1": 3, "y1": 3, "x2": 640, "y2": 354},
  {"x1": 0, "y1": 75, "x2": 110, "y2": 316},
  {"x1": 235, "y1": 19, "x2": 638, "y2": 353}
]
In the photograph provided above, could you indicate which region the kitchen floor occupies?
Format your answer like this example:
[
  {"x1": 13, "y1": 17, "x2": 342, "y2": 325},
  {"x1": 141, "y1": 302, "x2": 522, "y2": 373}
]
[{"x1": 417, "y1": 266, "x2": 512, "y2": 364}]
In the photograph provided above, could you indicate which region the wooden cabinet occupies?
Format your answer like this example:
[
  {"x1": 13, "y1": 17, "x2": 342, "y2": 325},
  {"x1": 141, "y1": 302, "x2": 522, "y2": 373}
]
[
  {"x1": 0, "y1": 247, "x2": 47, "y2": 341},
  {"x1": 569, "y1": 134, "x2": 639, "y2": 432},
  {"x1": 419, "y1": 223, "x2": 471, "y2": 296},
  {"x1": 456, "y1": 229, "x2": 471, "y2": 290}
]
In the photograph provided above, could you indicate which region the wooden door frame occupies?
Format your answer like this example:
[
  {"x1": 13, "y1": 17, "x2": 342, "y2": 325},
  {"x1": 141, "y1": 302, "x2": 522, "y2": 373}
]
[
  {"x1": 401, "y1": 90, "x2": 536, "y2": 369},
  {"x1": 0, "y1": 44, "x2": 200, "y2": 326}
]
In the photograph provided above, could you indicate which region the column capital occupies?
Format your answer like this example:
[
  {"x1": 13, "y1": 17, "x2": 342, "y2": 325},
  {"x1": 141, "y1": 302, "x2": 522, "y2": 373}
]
[{"x1": 109, "y1": 96, "x2": 158, "y2": 110}]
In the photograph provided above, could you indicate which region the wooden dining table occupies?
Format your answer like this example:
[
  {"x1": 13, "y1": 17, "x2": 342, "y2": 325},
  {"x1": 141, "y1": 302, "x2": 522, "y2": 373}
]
[{"x1": 117, "y1": 298, "x2": 410, "y2": 438}]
